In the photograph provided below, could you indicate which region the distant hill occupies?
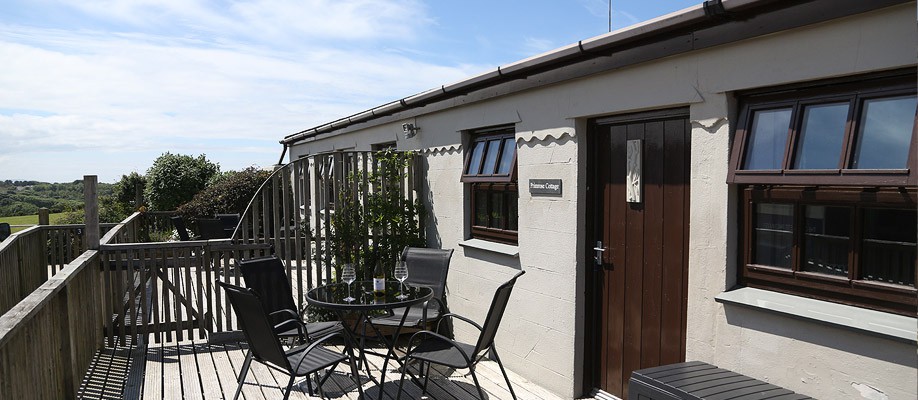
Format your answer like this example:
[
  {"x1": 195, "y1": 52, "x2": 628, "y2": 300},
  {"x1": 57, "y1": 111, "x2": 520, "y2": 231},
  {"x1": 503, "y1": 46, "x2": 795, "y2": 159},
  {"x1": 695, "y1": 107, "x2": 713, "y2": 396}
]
[{"x1": 0, "y1": 180, "x2": 113, "y2": 217}]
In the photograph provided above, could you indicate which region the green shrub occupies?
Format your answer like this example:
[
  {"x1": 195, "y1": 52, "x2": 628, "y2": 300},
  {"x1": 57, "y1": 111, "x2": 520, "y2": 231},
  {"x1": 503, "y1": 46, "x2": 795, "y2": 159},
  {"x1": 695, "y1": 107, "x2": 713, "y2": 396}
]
[
  {"x1": 176, "y1": 167, "x2": 272, "y2": 219},
  {"x1": 144, "y1": 153, "x2": 219, "y2": 211}
]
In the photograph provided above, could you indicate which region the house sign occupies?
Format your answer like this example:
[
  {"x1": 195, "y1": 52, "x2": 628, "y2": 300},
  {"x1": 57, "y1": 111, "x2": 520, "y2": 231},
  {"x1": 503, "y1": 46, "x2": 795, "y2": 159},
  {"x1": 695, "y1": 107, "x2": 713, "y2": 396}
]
[{"x1": 529, "y1": 179, "x2": 562, "y2": 196}]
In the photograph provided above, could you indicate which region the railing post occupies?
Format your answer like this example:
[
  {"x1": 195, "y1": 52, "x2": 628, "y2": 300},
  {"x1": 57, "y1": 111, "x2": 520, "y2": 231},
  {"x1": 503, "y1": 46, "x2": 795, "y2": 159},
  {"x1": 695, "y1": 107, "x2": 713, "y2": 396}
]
[
  {"x1": 84, "y1": 176, "x2": 100, "y2": 250},
  {"x1": 38, "y1": 208, "x2": 50, "y2": 225}
]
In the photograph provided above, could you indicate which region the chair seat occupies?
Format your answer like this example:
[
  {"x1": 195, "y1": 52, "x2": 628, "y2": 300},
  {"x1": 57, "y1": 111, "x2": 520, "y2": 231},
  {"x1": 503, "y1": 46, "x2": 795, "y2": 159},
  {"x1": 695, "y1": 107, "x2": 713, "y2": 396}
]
[
  {"x1": 285, "y1": 344, "x2": 348, "y2": 376},
  {"x1": 371, "y1": 303, "x2": 441, "y2": 327},
  {"x1": 408, "y1": 338, "x2": 477, "y2": 369},
  {"x1": 276, "y1": 320, "x2": 344, "y2": 341}
]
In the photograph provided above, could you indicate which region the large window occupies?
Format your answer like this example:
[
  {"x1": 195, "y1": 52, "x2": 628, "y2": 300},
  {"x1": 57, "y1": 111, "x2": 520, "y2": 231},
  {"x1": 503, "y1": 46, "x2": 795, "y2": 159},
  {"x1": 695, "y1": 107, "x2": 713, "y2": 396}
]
[
  {"x1": 731, "y1": 71, "x2": 917, "y2": 316},
  {"x1": 462, "y1": 127, "x2": 518, "y2": 244}
]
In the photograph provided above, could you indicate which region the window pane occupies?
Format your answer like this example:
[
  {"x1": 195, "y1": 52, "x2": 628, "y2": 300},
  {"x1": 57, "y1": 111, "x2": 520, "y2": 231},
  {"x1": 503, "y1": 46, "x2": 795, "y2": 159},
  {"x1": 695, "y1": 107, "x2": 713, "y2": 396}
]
[
  {"x1": 508, "y1": 189, "x2": 518, "y2": 231},
  {"x1": 481, "y1": 139, "x2": 502, "y2": 175},
  {"x1": 753, "y1": 203, "x2": 794, "y2": 268},
  {"x1": 852, "y1": 96, "x2": 917, "y2": 169},
  {"x1": 474, "y1": 186, "x2": 489, "y2": 226},
  {"x1": 497, "y1": 138, "x2": 516, "y2": 175},
  {"x1": 802, "y1": 206, "x2": 850, "y2": 276},
  {"x1": 465, "y1": 141, "x2": 485, "y2": 175},
  {"x1": 793, "y1": 103, "x2": 849, "y2": 169},
  {"x1": 861, "y1": 208, "x2": 916, "y2": 287},
  {"x1": 744, "y1": 108, "x2": 792, "y2": 170},
  {"x1": 490, "y1": 190, "x2": 506, "y2": 229}
]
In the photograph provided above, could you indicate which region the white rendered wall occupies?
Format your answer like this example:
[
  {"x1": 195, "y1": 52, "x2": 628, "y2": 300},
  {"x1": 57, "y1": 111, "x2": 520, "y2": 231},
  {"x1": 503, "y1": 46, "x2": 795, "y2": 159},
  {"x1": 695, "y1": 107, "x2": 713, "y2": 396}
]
[{"x1": 288, "y1": 4, "x2": 917, "y2": 399}]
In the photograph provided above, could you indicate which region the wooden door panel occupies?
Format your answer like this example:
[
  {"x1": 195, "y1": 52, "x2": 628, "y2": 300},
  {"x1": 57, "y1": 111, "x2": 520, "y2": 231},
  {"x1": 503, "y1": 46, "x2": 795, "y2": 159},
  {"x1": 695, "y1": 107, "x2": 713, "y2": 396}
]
[
  {"x1": 592, "y1": 111, "x2": 690, "y2": 399},
  {"x1": 641, "y1": 120, "x2": 666, "y2": 371},
  {"x1": 660, "y1": 119, "x2": 689, "y2": 366}
]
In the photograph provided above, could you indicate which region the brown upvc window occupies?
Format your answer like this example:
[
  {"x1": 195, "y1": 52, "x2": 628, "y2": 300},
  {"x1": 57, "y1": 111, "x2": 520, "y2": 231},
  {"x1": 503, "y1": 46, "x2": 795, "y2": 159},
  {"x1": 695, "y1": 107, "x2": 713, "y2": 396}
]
[
  {"x1": 742, "y1": 187, "x2": 916, "y2": 316},
  {"x1": 731, "y1": 70, "x2": 918, "y2": 316},
  {"x1": 463, "y1": 126, "x2": 518, "y2": 244},
  {"x1": 728, "y1": 71, "x2": 917, "y2": 186}
]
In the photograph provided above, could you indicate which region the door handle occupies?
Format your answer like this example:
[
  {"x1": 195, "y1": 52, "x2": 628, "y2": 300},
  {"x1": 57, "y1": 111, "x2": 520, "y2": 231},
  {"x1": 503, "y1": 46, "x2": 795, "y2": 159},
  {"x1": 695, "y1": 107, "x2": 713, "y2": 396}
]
[{"x1": 593, "y1": 241, "x2": 606, "y2": 266}]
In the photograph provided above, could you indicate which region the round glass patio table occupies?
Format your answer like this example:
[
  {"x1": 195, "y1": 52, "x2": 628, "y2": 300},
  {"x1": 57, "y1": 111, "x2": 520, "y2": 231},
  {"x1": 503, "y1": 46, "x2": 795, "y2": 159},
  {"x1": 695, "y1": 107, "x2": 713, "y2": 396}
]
[
  {"x1": 306, "y1": 280, "x2": 432, "y2": 311},
  {"x1": 306, "y1": 281, "x2": 432, "y2": 399}
]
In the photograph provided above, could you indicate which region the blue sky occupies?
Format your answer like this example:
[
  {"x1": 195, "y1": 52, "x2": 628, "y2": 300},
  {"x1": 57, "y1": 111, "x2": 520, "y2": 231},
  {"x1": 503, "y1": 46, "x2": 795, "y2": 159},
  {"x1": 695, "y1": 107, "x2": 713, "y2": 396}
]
[{"x1": 0, "y1": 0, "x2": 700, "y2": 183}]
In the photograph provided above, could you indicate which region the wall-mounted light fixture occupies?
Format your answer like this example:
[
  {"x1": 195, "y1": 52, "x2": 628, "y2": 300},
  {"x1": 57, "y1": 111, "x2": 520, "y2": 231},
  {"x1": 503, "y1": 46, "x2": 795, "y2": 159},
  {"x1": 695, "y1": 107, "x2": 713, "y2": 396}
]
[{"x1": 402, "y1": 123, "x2": 420, "y2": 139}]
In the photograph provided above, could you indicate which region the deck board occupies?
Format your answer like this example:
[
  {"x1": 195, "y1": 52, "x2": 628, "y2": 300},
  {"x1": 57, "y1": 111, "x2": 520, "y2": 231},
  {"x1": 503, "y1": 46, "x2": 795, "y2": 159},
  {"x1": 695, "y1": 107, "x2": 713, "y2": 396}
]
[{"x1": 80, "y1": 338, "x2": 567, "y2": 400}]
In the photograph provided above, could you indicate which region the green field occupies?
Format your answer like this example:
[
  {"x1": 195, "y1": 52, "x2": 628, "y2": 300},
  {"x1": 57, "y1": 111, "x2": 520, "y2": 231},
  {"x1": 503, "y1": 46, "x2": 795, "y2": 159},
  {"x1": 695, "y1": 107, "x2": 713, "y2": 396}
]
[{"x1": 0, "y1": 213, "x2": 69, "y2": 233}]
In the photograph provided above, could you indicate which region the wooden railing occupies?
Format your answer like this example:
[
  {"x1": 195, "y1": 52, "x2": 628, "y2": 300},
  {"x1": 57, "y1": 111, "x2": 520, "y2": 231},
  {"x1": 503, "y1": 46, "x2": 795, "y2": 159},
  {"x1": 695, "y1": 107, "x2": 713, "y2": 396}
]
[
  {"x1": 97, "y1": 239, "x2": 272, "y2": 345},
  {"x1": 0, "y1": 222, "x2": 118, "y2": 316},
  {"x1": 0, "y1": 210, "x2": 144, "y2": 399},
  {"x1": 0, "y1": 250, "x2": 105, "y2": 399}
]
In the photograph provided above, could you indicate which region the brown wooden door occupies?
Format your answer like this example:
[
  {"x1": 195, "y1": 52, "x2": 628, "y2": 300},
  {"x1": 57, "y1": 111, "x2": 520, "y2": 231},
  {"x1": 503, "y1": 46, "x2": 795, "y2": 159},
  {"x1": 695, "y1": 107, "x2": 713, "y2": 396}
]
[{"x1": 588, "y1": 109, "x2": 690, "y2": 399}]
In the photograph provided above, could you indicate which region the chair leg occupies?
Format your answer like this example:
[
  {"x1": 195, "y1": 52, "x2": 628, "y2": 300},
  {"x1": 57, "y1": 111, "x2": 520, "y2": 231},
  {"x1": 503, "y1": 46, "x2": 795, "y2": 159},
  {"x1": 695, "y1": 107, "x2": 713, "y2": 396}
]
[
  {"x1": 490, "y1": 347, "x2": 518, "y2": 400},
  {"x1": 469, "y1": 365, "x2": 486, "y2": 400},
  {"x1": 396, "y1": 360, "x2": 409, "y2": 400},
  {"x1": 233, "y1": 351, "x2": 252, "y2": 400},
  {"x1": 281, "y1": 375, "x2": 296, "y2": 400},
  {"x1": 237, "y1": 349, "x2": 253, "y2": 383},
  {"x1": 422, "y1": 361, "x2": 431, "y2": 394}
]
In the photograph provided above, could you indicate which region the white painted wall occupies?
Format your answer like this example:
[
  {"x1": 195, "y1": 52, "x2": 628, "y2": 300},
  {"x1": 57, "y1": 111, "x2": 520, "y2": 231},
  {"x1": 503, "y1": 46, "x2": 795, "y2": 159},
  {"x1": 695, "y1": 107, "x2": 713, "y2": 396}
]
[{"x1": 289, "y1": 4, "x2": 917, "y2": 399}]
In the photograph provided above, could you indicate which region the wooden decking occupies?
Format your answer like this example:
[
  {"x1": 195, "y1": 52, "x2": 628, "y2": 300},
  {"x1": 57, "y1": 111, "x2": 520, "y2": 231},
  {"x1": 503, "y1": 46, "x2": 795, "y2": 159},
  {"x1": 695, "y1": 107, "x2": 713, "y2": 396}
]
[{"x1": 78, "y1": 338, "x2": 567, "y2": 400}]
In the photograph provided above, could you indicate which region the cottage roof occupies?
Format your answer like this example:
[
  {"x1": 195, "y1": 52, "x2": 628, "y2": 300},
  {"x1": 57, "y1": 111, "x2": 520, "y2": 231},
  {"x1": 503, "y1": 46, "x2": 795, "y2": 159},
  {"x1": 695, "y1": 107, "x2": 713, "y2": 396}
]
[{"x1": 280, "y1": 0, "x2": 908, "y2": 146}]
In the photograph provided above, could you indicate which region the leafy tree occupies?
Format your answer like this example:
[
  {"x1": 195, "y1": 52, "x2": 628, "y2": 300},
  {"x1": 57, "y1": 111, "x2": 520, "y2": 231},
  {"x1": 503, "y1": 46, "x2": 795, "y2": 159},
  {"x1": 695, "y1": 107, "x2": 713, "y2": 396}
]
[
  {"x1": 176, "y1": 167, "x2": 271, "y2": 219},
  {"x1": 144, "y1": 153, "x2": 219, "y2": 211}
]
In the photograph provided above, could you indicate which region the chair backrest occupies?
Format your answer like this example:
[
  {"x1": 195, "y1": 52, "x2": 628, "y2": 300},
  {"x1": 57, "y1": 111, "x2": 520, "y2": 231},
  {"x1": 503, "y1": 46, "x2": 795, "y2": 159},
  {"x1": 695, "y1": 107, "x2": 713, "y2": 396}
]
[
  {"x1": 171, "y1": 216, "x2": 190, "y2": 241},
  {"x1": 197, "y1": 218, "x2": 227, "y2": 239},
  {"x1": 218, "y1": 281, "x2": 290, "y2": 370},
  {"x1": 0, "y1": 223, "x2": 11, "y2": 241},
  {"x1": 216, "y1": 213, "x2": 240, "y2": 232},
  {"x1": 238, "y1": 256, "x2": 299, "y2": 327},
  {"x1": 401, "y1": 247, "x2": 454, "y2": 302},
  {"x1": 473, "y1": 270, "x2": 526, "y2": 356}
]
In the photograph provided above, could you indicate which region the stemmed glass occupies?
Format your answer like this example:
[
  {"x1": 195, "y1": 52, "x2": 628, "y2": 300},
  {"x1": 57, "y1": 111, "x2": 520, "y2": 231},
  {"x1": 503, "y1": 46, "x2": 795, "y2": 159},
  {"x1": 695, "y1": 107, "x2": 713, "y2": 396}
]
[
  {"x1": 341, "y1": 263, "x2": 356, "y2": 302},
  {"x1": 394, "y1": 260, "x2": 409, "y2": 300}
]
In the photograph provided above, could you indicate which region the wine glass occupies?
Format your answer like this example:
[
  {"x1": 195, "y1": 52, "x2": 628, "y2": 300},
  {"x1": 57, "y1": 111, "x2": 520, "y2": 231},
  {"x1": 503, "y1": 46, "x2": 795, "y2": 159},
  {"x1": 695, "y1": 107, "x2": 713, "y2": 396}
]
[
  {"x1": 394, "y1": 260, "x2": 409, "y2": 300},
  {"x1": 341, "y1": 263, "x2": 356, "y2": 302}
]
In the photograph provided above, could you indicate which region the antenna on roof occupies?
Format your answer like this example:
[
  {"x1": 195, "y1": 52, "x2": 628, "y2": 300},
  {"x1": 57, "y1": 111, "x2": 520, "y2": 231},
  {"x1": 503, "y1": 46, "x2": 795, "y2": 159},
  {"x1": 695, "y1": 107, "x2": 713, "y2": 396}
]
[{"x1": 608, "y1": 0, "x2": 612, "y2": 32}]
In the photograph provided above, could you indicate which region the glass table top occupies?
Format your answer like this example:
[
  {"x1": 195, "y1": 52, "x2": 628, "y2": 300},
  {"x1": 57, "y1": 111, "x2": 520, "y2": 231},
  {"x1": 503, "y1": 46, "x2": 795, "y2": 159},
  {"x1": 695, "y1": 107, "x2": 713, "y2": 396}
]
[{"x1": 306, "y1": 281, "x2": 433, "y2": 311}]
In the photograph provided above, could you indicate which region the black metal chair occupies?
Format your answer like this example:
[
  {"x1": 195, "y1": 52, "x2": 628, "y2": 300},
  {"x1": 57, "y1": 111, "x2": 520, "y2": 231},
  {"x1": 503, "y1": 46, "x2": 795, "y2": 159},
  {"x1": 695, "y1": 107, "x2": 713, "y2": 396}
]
[
  {"x1": 170, "y1": 216, "x2": 192, "y2": 241},
  {"x1": 397, "y1": 270, "x2": 525, "y2": 400},
  {"x1": 218, "y1": 281, "x2": 364, "y2": 400},
  {"x1": 216, "y1": 213, "x2": 240, "y2": 236},
  {"x1": 370, "y1": 247, "x2": 454, "y2": 332},
  {"x1": 238, "y1": 256, "x2": 343, "y2": 344},
  {"x1": 196, "y1": 218, "x2": 227, "y2": 239},
  {"x1": 0, "y1": 223, "x2": 11, "y2": 242}
]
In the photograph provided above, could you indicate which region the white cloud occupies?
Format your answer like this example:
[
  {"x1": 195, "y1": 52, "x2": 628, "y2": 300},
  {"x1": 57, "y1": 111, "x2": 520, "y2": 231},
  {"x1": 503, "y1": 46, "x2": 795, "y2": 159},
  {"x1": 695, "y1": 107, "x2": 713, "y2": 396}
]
[{"x1": 0, "y1": 1, "x2": 489, "y2": 182}]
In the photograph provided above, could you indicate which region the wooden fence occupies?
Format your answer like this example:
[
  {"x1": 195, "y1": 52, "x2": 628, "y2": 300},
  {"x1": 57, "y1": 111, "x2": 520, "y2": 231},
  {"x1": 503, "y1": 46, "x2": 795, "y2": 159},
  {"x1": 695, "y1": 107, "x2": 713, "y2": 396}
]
[
  {"x1": 0, "y1": 223, "x2": 118, "y2": 316},
  {"x1": 94, "y1": 151, "x2": 424, "y2": 345},
  {"x1": 0, "y1": 212, "x2": 143, "y2": 399}
]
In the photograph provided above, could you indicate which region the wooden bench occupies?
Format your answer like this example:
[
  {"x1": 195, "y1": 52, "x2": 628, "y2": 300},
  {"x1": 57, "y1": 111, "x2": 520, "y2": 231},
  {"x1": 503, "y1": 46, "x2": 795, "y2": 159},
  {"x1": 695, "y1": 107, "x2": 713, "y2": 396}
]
[{"x1": 629, "y1": 361, "x2": 814, "y2": 400}]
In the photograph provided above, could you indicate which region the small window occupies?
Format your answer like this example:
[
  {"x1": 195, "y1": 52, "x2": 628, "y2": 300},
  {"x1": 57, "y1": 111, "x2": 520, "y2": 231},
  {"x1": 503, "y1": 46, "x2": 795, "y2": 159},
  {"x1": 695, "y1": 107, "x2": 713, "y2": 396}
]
[
  {"x1": 462, "y1": 128, "x2": 517, "y2": 183},
  {"x1": 744, "y1": 108, "x2": 792, "y2": 170},
  {"x1": 852, "y1": 96, "x2": 918, "y2": 169},
  {"x1": 463, "y1": 126, "x2": 518, "y2": 244},
  {"x1": 793, "y1": 102, "x2": 849, "y2": 169},
  {"x1": 752, "y1": 203, "x2": 794, "y2": 268}
]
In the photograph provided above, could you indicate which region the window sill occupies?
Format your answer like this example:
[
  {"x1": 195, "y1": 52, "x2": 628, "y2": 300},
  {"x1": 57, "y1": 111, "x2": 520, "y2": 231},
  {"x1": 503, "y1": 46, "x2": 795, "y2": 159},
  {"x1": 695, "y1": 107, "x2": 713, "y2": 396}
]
[
  {"x1": 458, "y1": 238, "x2": 519, "y2": 257},
  {"x1": 715, "y1": 287, "x2": 917, "y2": 344}
]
